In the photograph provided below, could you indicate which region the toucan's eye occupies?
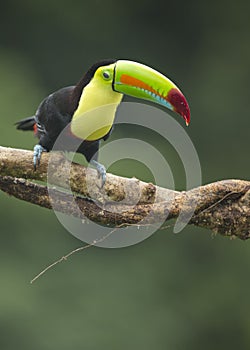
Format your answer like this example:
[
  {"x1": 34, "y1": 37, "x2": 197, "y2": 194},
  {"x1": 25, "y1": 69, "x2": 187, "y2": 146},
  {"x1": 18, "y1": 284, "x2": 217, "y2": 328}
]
[{"x1": 102, "y1": 71, "x2": 110, "y2": 80}]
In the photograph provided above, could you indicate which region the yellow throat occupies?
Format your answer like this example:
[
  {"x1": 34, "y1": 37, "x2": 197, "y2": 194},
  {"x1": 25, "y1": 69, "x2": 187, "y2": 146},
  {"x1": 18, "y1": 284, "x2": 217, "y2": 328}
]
[{"x1": 71, "y1": 68, "x2": 123, "y2": 141}]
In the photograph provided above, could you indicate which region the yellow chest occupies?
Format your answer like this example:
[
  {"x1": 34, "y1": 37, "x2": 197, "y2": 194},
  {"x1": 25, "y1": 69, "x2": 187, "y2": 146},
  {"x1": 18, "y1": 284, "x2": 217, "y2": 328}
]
[{"x1": 71, "y1": 81, "x2": 123, "y2": 141}]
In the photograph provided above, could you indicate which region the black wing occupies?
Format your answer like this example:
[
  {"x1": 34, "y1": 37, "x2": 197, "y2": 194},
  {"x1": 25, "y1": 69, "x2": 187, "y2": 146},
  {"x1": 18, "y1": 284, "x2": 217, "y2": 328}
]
[{"x1": 35, "y1": 86, "x2": 76, "y2": 150}]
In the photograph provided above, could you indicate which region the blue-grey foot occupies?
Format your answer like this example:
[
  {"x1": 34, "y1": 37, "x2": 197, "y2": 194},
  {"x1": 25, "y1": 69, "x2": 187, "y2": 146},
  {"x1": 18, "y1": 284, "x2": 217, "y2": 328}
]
[
  {"x1": 90, "y1": 160, "x2": 107, "y2": 187},
  {"x1": 33, "y1": 144, "x2": 47, "y2": 170}
]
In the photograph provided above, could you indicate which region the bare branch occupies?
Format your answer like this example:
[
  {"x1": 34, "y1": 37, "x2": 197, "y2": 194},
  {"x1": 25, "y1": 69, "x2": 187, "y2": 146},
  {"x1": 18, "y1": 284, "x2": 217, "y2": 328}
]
[
  {"x1": 0, "y1": 146, "x2": 173, "y2": 203},
  {"x1": 0, "y1": 146, "x2": 249, "y2": 240}
]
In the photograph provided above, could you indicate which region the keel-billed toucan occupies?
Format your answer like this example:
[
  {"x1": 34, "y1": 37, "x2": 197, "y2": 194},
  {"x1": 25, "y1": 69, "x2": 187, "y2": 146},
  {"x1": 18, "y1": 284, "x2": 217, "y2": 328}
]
[{"x1": 16, "y1": 59, "x2": 190, "y2": 185}]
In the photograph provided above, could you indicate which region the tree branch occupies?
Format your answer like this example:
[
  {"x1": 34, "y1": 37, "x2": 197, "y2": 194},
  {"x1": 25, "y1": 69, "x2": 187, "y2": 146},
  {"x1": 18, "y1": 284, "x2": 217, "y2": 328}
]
[{"x1": 0, "y1": 146, "x2": 249, "y2": 240}]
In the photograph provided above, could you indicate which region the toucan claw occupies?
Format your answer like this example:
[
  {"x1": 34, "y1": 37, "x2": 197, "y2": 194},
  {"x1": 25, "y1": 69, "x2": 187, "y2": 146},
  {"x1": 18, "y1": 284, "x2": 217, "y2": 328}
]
[
  {"x1": 90, "y1": 160, "x2": 107, "y2": 188},
  {"x1": 33, "y1": 144, "x2": 46, "y2": 170}
]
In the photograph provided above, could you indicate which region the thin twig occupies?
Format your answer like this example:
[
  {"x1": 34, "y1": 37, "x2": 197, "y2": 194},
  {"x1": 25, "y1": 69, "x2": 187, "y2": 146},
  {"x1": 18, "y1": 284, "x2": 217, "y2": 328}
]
[
  {"x1": 30, "y1": 222, "x2": 176, "y2": 283},
  {"x1": 30, "y1": 225, "x2": 123, "y2": 284}
]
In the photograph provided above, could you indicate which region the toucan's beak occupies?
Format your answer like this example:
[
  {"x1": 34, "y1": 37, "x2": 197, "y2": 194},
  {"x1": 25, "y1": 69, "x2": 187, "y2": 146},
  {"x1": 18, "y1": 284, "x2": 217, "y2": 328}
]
[{"x1": 113, "y1": 60, "x2": 190, "y2": 125}]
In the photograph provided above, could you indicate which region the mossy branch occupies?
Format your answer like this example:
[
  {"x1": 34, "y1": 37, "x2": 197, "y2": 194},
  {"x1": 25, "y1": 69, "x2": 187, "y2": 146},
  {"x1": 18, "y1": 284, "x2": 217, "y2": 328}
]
[{"x1": 0, "y1": 146, "x2": 249, "y2": 240}]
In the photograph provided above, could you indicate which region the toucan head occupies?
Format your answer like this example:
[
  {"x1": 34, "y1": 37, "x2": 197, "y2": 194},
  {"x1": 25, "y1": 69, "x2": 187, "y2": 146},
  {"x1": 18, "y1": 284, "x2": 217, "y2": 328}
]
[{"x1": 88, "y1": 59, "x2": 190, "y2": 126}]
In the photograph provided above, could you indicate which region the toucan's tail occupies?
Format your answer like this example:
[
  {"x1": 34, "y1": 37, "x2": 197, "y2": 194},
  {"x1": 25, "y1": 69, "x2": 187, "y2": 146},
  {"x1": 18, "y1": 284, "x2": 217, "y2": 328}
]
[{"x1": 15, "y1": 116, "x2": 36, "y2": 131}]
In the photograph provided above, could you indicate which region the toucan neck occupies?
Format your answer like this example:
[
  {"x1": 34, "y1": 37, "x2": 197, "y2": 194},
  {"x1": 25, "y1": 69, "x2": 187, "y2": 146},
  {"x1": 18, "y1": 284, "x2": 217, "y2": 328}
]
[{"x1": 70, "y1": 79, "x2": 123, "y2": 141}]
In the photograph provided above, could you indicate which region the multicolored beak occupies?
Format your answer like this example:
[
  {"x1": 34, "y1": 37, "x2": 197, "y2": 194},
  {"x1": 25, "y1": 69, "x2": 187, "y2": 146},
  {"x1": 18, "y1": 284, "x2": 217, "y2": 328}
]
[{"x1": 113, "y1": 60, "x2": 190, "y2": 126}]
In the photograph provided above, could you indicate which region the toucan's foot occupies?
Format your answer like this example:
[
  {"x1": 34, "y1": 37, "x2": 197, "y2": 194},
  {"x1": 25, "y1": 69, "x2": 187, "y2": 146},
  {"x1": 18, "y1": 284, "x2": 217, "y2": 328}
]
[
  {"x1": 33, "y1": 144, "x2": 46, "y2": 170},
  {"x1": 90, "y1": 160, "x2": 107, "y2": 187}
]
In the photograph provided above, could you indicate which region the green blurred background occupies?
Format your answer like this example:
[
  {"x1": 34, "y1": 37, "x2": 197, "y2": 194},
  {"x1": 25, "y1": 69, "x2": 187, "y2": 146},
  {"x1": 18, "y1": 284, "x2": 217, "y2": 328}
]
[{"x1": 0, "y1": 0, "x2": 249, "y2": 349}]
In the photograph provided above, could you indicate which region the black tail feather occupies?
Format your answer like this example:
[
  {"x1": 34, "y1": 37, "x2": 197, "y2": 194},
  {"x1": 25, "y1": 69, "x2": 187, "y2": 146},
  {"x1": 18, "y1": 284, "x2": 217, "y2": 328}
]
[{"x1": 15, "y1": 116, "x2": 36, "y2": 131}]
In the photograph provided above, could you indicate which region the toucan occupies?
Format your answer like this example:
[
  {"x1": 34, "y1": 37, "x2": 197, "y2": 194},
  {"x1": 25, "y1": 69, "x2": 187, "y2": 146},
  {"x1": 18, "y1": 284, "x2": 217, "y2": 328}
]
[{"x1": 16, "y1": 59, "x2": 190, "y2": 185}]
